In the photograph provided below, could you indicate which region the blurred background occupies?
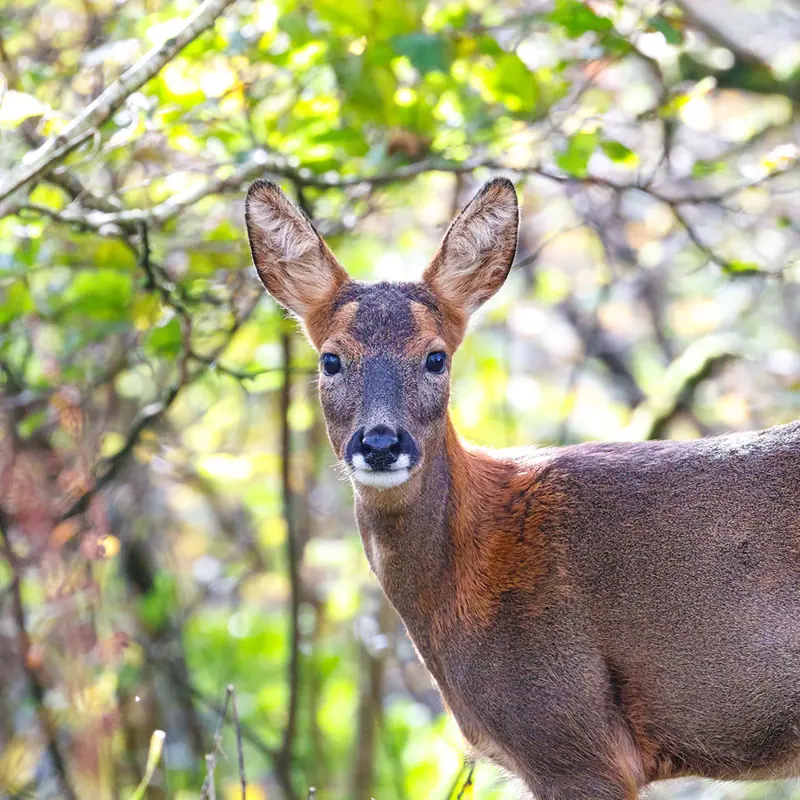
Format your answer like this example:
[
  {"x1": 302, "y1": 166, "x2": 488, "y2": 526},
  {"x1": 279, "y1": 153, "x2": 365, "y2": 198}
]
[{"x1": 1, "y1": 0, "x2": 799, "y2": 797}]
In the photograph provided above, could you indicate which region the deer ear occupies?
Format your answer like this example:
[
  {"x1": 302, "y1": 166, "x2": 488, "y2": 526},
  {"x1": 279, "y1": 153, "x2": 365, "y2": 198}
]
[
  {"x1": 423, "y1": 178, "x2": 518, "y2": 315},
  {"x1": 245, "y1": 179, "x2": 348, "y2": 319}
]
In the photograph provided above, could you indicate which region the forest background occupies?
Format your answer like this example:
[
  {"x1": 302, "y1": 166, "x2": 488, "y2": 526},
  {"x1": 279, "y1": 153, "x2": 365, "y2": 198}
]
[{"x1": 1, "y1": 0, "x2": 799, "y2": 797}]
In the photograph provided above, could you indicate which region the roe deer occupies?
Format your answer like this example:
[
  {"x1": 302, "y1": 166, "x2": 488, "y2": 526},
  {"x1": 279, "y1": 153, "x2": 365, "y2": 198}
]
[{"x1": 245, "y1": 177, "x2": 800, "y2": 799}]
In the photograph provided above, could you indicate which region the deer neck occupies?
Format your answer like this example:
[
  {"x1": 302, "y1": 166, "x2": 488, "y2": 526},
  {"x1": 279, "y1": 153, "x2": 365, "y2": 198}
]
[{"x1": 353, "y1": 417, "x2": 477, "y2": 652}]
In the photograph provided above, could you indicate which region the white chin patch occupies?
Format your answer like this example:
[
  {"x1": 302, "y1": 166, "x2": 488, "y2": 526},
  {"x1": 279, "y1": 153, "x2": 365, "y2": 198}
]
[
  {"x1": 352, "y1": 468, "x2": 410, "y2": 489},
  {"x1": 350, "y1": 453, "x2": 412, "y2": 490}
]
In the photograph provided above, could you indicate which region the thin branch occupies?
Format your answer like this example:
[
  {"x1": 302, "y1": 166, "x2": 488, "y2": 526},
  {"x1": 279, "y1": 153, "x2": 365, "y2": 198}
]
[
  {"x1": 142, "y1": 643, "x2": 300, "y2": 800},
  {"x1": 669, "y1": 203, "x2": 744, "y2": 274},
  {"x1": 58, "y1": 378, "x2": 183, "y2": 521},
  {"x1": 0, "y1": 38, "x2": 126, "y2": 218},
  {"x1": 0, "y1": 0, "x2": 236, "y2": 205},
  {"x1": 58, "y1": 294, "x2": 260, "y2": 523},
  {"x1": 75, "y1": 158, "x2": 273, "y2": 227},
  {"x1": 230, "y1": 684, "x2": 247, "y2": 800},
  {"x1": 672, "y1": 0, "x2": 773, "y2": 69},
  {"x1": 558, "y1": 297, "x2": 646, "y2": 408},
  {"x1": 627, "y1": 335, "x2": 741, "y2": 441},
  {"x1": 188, "y1": 349, "x2": 315, "y2": 381},
  {"x1": 7, "y1": 147, "x2": 795, "y2": 253},
  {"x1": 201, "y1": 686, "x2": 232, "y2": 800},
  {"x1": 204, "y1": 755, "x2": 218, "y2": 800},
  {"x1": 455, "y1": 764, "x2": 476, "y2": 800}
]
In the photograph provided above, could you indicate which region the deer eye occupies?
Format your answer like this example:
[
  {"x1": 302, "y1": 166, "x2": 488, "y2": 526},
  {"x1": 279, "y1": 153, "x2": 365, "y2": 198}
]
[
  {"x1": 425, "y1": 351, "x2": 446, "y2": 373},
  {"x1": 321, "y1": 353, "x2": 341, "y2": 375}
]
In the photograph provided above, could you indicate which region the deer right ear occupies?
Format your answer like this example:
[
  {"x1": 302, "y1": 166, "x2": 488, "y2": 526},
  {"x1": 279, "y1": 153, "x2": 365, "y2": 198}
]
[
  {"x1": 423, "y1": 178, "x2": 518, "y2": 317},
  {"x1": 245, "y1": 180, "x2": 348, "y2": 319}
]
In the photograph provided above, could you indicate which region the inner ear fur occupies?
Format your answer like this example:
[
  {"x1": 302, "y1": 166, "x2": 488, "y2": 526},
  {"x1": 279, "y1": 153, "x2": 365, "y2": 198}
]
[
  {"x1": 423, "y1": 178, "x2": 519, "y2": 325},
  {"x1": 245, "y1": 179, "x2": 348, "y2": 320}
]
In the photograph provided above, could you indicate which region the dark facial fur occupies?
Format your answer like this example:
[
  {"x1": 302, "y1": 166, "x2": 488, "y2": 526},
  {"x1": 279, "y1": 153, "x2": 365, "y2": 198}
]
[{"x1": 318, "y1": 282, "x2": 451, "y2": 485}]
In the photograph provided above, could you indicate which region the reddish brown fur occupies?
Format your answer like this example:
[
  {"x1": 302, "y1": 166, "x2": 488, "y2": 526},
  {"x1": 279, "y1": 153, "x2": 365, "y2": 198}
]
[
  {"x1": 408, "y1": 301, "x2": 447, "y2": 351},
  {"x1": 443, "y1": 422, "x2": 568, "y2": 631},
  {"x1": 315, "y1": 300, "x2": 363, "y2": 355}
]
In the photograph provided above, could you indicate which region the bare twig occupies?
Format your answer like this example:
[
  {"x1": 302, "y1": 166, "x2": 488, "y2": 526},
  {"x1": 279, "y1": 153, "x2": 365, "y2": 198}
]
[
  {"x1": 142, "y1": 644, "x2": 301, "y2": 799},
  {"x1": 201, "y1": 685, "x2": 232, "y2": 800},
  {"x1": 669, "y1": 203, "x2": 745, "y2": 274},
  {"x1": 230, "y1": 684, "x2": 247, "y2": 800},
  {"x1": 204, "y1": 754, "x2": 218, "y2": 800},
  {"x1": 7, "y1": 146, "x2": 795, "y2": 278},
  {"x1": 58, "y1": 294, "x2": 262, "y2": 523},
  {"x1": 58, "y1": 375, "x2": 184, "y2": 521},
  {"x1": 455, "y1": 764, "x2": 475, "y2": 800},
  {"x1": 558, "y1": 297, "x2": 646, "y2": 408},
  {"x1": 627, "y1": 335, "x2": 741, "y2": 441}
]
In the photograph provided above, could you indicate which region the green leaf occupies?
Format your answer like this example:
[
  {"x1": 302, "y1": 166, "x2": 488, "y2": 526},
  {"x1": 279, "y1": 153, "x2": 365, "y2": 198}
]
[
  {"x1": 600, "y1": 139, "x2": 638, "y2": 168},
  {"x1": 143, "y1": 316, "x2": 182, "y2": 357},
  {"x1": 0, "y1": 281, "x2": 33, "y2": 325},
  {"x1": 550, "y1": 0, "x2": 613, "y2": 38},
  {"x1": 692, "y1": 160, "x2": 726, "y2": 178},
  {"x1": 277, "y1": 11, "x2": 313, "y2": 45},
  {"x1": 311, "y1": 127, "x2": 369, "y2": 156},
  {"x1": 648, "y1": 15, "x2": 684, "y2": 45},
  {"x1": 556, "y1": 131, "x2": 598, "y2": 178},
  {"x1": 495, "y1": 53, "x2": 538, "y2": 112},
  {"x1": 138, "y1": 572, "x2": 178, "y2": 631},
  {"x1": 373, "y1": 0, "x2": 427, "y2": 38},
  {"x1": 63, "y1": 270, "x2": 133, "y2": 320},
  {"x1": 314, "y1": 0, "x2": 370, "y2": 35},
  {"x1": 332, "y1": 45, "x2": 398, "y2": 119},
  {"x1": 474, "y1": 53, "x2": 539, "y2": 113},
  {"x1": 392, "y1": 33, "x2": 451, "y2": 74},
  {"x1": 725, "y1": 260, "x2": 763, "y2": 275},
  {"x1": 315, "y1": 0, "x2": 425, "y2": 37}
]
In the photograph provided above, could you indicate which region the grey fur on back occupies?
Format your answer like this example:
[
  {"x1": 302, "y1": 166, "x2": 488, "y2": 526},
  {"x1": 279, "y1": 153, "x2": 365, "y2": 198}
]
[{"x1": 539, "y1": 422, "x2": 800, "y2": 780}]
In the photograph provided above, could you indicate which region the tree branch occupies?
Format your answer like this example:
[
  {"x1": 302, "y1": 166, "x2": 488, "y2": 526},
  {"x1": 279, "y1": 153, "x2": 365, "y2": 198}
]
[
  {"x1": 201, "y1": 685, "x2": 232, "y2": 800},
  {"x1": 627, "y1": 335, "x2": 741, "y2": 441},
  {"x1": 57, "y1": 295, "x2": 262, "y2": 523},
  {"x1": 0, "y1": 0, "x2": 236, "y2": 205}
]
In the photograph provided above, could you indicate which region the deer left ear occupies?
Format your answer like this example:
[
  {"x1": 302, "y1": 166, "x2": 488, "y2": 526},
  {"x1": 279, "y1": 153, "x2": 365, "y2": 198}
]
[
  {"x1": 245, "y1": 179, "x2": 348, "y2": 320},
  {"x1": 423, "y1": 178, "x2": 519, "y2": 316}
]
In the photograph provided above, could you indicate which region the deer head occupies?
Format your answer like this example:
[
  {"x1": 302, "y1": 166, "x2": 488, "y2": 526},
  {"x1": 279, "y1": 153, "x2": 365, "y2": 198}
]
[{"x1": 245, "y1": 178, "x2": 519, "y2": 495}]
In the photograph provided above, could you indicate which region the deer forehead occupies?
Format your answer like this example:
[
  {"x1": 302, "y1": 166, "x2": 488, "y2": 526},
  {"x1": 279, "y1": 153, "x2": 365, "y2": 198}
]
[{"x1": 322, "y1": 283, "x2": 445, "y2": 357}]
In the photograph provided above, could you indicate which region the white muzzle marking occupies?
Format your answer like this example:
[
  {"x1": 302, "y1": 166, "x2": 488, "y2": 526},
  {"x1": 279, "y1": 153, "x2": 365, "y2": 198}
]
[{"x1": 351, "y1": 453, "x2": 411, "y2": 490}]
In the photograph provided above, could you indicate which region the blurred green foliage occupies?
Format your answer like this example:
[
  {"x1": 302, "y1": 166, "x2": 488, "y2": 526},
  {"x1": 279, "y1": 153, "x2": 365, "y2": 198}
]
[{"x1": 0, "y1": 0, "x2": 798, "y2": 797}]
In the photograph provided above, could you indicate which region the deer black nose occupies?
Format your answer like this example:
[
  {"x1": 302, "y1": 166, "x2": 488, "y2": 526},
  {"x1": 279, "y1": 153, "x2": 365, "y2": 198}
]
[{"x1": 360, "y1": 425, "x2": 401, "y2": 470}]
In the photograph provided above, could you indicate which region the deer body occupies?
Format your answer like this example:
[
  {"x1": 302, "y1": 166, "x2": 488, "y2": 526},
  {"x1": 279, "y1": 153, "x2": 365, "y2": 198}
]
[
  {"x1": 245, "y1": 178, "x2": 800, "y2": 798},
  {"x1": 359, "y1": 421, "x2": 800, "y2": 798}
]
